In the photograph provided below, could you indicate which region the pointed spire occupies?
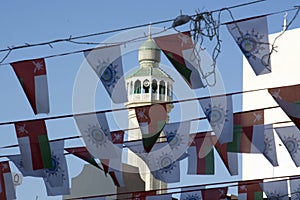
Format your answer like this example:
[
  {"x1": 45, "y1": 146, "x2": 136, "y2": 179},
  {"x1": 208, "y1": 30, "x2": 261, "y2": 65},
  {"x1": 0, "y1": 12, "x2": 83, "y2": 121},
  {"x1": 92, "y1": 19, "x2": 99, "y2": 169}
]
[{"x1": 148, "y1": 22, "x2": 152, "y2": 39}]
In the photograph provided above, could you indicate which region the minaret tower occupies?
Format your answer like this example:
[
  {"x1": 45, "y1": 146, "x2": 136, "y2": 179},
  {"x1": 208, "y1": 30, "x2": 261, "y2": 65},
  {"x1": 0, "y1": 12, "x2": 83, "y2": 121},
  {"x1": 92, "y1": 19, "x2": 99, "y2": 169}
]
[{"x1": 125, "y1": 29, "x2": 174, "y2": 191}]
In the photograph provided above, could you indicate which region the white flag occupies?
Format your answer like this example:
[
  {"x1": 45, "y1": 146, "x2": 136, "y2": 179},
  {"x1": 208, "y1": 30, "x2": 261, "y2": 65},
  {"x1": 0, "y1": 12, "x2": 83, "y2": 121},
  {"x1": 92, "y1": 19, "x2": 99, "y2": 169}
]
[
  {"x1": 263, "y1": 124, "x2": 278, "y2": 166},
  {"x1": 199, "y1": 95, "x2": 233, "y2": 144},
  {"x1": 180, "y1": 186, "x2": 203, "y2": 200},
  {"x1": 226, "y1": 15, "x2": 271, "y2": 75},
  {"x1": 43, "y1": 140, "x2": 70, "y2": 196},
  {"x1": 84, "y1": 45, "x2": 127, "y2": 103},
  {"x1": 261, "y1": 179, "x2": 288, "y2": 200},
  {"x1": 275, "y1": 126, "x2": 300, "y2": 167},
  {"x1": 163, "y1": 121, "x2": 190, "y2": 160},
  {"x1": 75, "y1": 113, "x2": 119, "y2": 159}
]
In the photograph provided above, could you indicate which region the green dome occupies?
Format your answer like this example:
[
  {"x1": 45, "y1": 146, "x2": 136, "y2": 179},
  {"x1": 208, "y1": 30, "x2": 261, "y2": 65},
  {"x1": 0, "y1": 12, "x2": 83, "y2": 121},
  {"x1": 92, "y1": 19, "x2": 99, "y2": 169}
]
[{"x1": 126, "y1": 66, "x2": 173, "y2": 80}]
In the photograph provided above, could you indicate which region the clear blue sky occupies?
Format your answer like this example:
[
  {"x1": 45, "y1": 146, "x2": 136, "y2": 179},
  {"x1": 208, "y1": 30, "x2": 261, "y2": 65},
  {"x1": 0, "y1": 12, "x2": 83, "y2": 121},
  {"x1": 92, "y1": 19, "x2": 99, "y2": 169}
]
[{"x1": 0, "y1": 0, "x2": 299, "y2": 199}]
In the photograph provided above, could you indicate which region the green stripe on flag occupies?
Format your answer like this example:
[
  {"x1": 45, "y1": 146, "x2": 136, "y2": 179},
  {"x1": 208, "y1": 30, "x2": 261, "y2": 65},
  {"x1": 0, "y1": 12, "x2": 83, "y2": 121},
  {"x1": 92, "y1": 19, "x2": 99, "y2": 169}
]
[
  {"x1": 38, "y1": 135, "x2": 53, "y2": 169},
  {"x1": 166, "y1": 53, "x2": 192, "y2": 83},
  {"x1": 295, "y1": 100, "x2": 300, "y2": 105},
  {"x1": 205, "y1": 146, "x2": 214, "y2": 174},
  {"x1": 142, "y1": 121, "x2": 166, "y2": 152},
  {"x1": 227, "y1": 125, "x2": 243, "y2": 152},
  {"x1": 254, "y1": 191, "x2": 263, "y2": 200}
]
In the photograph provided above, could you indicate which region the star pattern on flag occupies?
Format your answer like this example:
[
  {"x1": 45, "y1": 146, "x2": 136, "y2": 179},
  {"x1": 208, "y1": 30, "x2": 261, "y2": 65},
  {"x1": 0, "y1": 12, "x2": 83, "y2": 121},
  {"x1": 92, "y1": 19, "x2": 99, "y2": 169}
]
[
  {"x1": 137, "y1": 108, "x2": 148, "y2": 120},
  {"x1": 85, "y1": 124, "x2": 109, "y2": 148},
  {"x1": 271, "y1": 89, "x2": 282, "y2": 99},
  {"x1": 253, "y1": 112, "x2": 263, "y2": 122},
  {"x1": 204, "y1": 103, "x2": 228, "y2": 129},
  {"x1": 17, "y1": 124, "x2": 29, "y2": 135},
  {"x1": 96, "y1": 59, "x2": 120, "y2": 89},
  {"x1": 283, "y1": 135, "x2": 300, "y2": 156},
  {"x1": 112, "y1": 132, "x2": 123, "y2": 143},
  {"x1": 239, "y1": 185, "x2": 247, "y2": 192},
  {"x1": 177, "y1": 34, "x2": 191, "y2": 47},
  {"x1": 265, "y1": 191, "x2": 281, "y2": 199},
  {"x1": 218, "y1": 188, "x2": 226, "y2": 196},
  {"x1": 32, "y1": 60, "x2": 44, "y2": 74},
  {"x1": 1, "y1": 162, "x2": 8, "y2": 171},
  {"x1": 45, "y1": 155, "x2": 61, "y2": 177},
  {"x1": 264, "y1": 136, "x2": 274, "y2": 156},
  {"x1": 236, "y1": 29, "x2": 265, "y2": 60}
]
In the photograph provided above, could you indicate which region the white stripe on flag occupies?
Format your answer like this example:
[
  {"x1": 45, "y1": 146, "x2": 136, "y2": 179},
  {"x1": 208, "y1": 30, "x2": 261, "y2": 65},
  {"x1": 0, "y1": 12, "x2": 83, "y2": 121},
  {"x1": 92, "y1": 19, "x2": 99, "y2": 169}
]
[
  {"x1": 252, "y1": 124, "x2": 265, "y2": 153},
  {"x1": 182, "y1": 48, "x2": 204, "y2": 89},
  {"x1": 4, "y1": 172, "x2": 16, "y2": 199},
  {"x1": 35, "y1": 75, "x2": 49, "y2": 113},
  {"x1": 187, "y1": 146, "x2": 197, "y2": 174},
  {"x1": 18, "y1": 137, "x2": 33, "y2": 171}
]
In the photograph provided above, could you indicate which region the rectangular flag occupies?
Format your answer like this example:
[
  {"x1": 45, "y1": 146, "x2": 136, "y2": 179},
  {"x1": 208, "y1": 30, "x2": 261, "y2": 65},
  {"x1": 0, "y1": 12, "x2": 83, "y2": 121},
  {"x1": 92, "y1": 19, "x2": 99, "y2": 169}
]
[
  {"x1": 14, "y1": 120, "x2": 52, "y2": 171},
  {"x1": 74, "y1": 113, "x2": 118, "y2": 159},
  {"x1": 199, "y1": 95, "x2": 233, "y2": 144},
  {"x1": 43, "y1": 140, "x2": 70, "y2": 196},
  {"x1": 261, "y1": 179, "x2": 289, "y2": 200},
  {"x1": 238, "y1": 180, "x2": 263, "y2": 200},
  {"x1": 290, "y1": 176, "x2": 300, "y2": 200},
  {"x1": 226, "y1": 15, "x2": 271, "y2": 75},
  {"x1": 154, "y1": 31, "x2": 204, "y2": 89},
  {"x1": 213, "y1": 137, "x2": 238, "y2": 176},
  {"x1": 0, "y1": 161, "x2": 16, "y2": 200},
  {"x1": 275, "y1": 126, "x2": 300, "y2": 167},
  {"x1": 135, "y1": 104, "x2": 167, "y2": 152},
  {"x1": 201, "y1": 187, "x2": 228, "y2": 200},
  {"x1": 65, "y1": 147, "x2": 101, "y2": 170},
  {"x1": 269, "y1": 84, "x2": 300, "y2": 129},
  {"x1": 84, "y1": 45, "x2": 127, "y2": 103},
  {"x1": 11, "y1": 58, "x2": 50, "y2": 114},
  {"x1": 227, "y1": 109, "x2": 265, "y2": 153},
  {"x1": 187, "y1": 133, "x2": 214, "y2": 175},
  {"x1": 263, "y1": 124, "x2": 279, "y2": 166}
]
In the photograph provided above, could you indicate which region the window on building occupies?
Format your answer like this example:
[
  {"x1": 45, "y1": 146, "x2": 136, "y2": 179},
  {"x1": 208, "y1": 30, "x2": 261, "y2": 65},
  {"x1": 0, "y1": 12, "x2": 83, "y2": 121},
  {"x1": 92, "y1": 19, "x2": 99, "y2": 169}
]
[{"x1": 134, "y1": 80, "x2": 141, "y2": 94}]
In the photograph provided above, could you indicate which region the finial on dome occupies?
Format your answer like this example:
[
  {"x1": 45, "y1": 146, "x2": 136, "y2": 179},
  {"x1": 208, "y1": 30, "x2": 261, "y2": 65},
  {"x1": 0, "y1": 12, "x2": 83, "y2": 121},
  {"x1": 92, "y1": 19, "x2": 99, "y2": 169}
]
[{"x1": 148, "y1": 22, "x2": 152, "y2": 39}]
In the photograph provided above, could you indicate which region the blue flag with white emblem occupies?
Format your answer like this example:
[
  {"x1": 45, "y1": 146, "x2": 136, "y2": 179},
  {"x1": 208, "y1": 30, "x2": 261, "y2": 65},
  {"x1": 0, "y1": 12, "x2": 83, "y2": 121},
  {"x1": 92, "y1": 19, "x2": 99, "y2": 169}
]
[{"x1": 84, "y1": 45, "x2": 128, "y2": 103}]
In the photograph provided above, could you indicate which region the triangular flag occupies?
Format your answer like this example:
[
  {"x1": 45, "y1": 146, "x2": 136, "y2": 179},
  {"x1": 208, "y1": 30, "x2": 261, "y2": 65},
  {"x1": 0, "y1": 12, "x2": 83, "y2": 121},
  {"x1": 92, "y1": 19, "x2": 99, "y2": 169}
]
[
  {"x1": 154, "y1": 31, "x2": 204, "y2": 89},
  {"x1": 226, "y1": 15, "x2": 271, "y2": 75},
  {"x1": 163, "y1": 121, "x2": 190, "y2": 160},
  {"x1": 213, "y1": 137, "x2": 238, "y2": 176},
  {"x1": 11, "y1": 58, "x2": 50, "y2": 114},
  {"x1": 84, "y1": 45, "x2": 127, "y2": 103},
  {"x1": 135, "y1": 103, "x2": 167, "y2": 152},
  {"x1": 0, "y1": 161, "x2": 16, "y2": 200},
  {"x1": 100, "y1": 130, "x2": 125, "y2": 187},
  {"x1": 269, "y1": 84, "x2": 300, "y2": 129},
  {"x1": 74, "y1": 113, "x2": 119, "y2": 159},
  {"x1": 14, "y1": 120, "x2": 52, "y2": 171},
  {"x1": 261, "y1": 179, "x2": 289, "y2": 200},
  {"x1": 65, "y1": 147, "x2": 101, "y2": 170},
  {"x1": 199, "y1": 95, "x2": 233, "y2": 144},
  {"x1": 275, "y1": 126, "x2": 300, "y2": 167},
  {"x1": 201, "y1": 187, "x2": 228, "y2": 200},
  {"x1": 227, "y1": 109, "x2": 265, "y2": 153},
  {"x1": 289, "y1": 176, "x2": 300, "y2": 200},
  {"x1": 187, "y1": 133, "x2": 214, "y2": 175},
  {"x1": 43, "y1": 141, "x2": 70, "y2": 196},
  {"x1": 263, "y1": 124, "x2": 279, "y2": 166},
  {"x1": 180, "y1": 186, "x2": 203, "y2": 200},
  {"x1": 238, "y1": 179, "x2": 263, "y2": 200}
]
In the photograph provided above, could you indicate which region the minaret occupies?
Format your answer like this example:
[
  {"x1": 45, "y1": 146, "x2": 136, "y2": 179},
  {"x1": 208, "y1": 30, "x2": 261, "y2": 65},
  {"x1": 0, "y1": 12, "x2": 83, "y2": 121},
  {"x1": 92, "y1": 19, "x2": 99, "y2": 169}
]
[{"x1": 125, "y1": 31, "x2": 174, "y2": 191}]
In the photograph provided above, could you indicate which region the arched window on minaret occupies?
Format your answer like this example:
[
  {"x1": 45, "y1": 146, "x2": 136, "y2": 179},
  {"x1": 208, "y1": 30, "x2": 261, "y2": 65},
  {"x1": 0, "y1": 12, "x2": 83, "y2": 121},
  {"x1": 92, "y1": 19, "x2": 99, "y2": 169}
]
[
  {"x1": 152, "y1": 79, "x2": 158, "y2": 93},
  {"x1": 159, "y1": 80, "x2": 165, "y2": 100},
  {"x1": 130, "y1": 81, "x2": 133, "y2": 94},
  {"x1": 143, "y1": 79, "x2": 150, "y2": 94},
  {"x1": 134, "y1": 80, "x2": 141, "y2": 94}
]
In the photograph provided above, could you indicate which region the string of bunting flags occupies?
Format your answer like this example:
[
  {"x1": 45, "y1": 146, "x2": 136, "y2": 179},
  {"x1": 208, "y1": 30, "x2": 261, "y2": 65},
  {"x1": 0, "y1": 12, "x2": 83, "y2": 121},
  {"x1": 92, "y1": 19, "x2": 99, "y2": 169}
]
[{"x1": 0, "y1": 3, "x2": 299, "y2": 200}]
